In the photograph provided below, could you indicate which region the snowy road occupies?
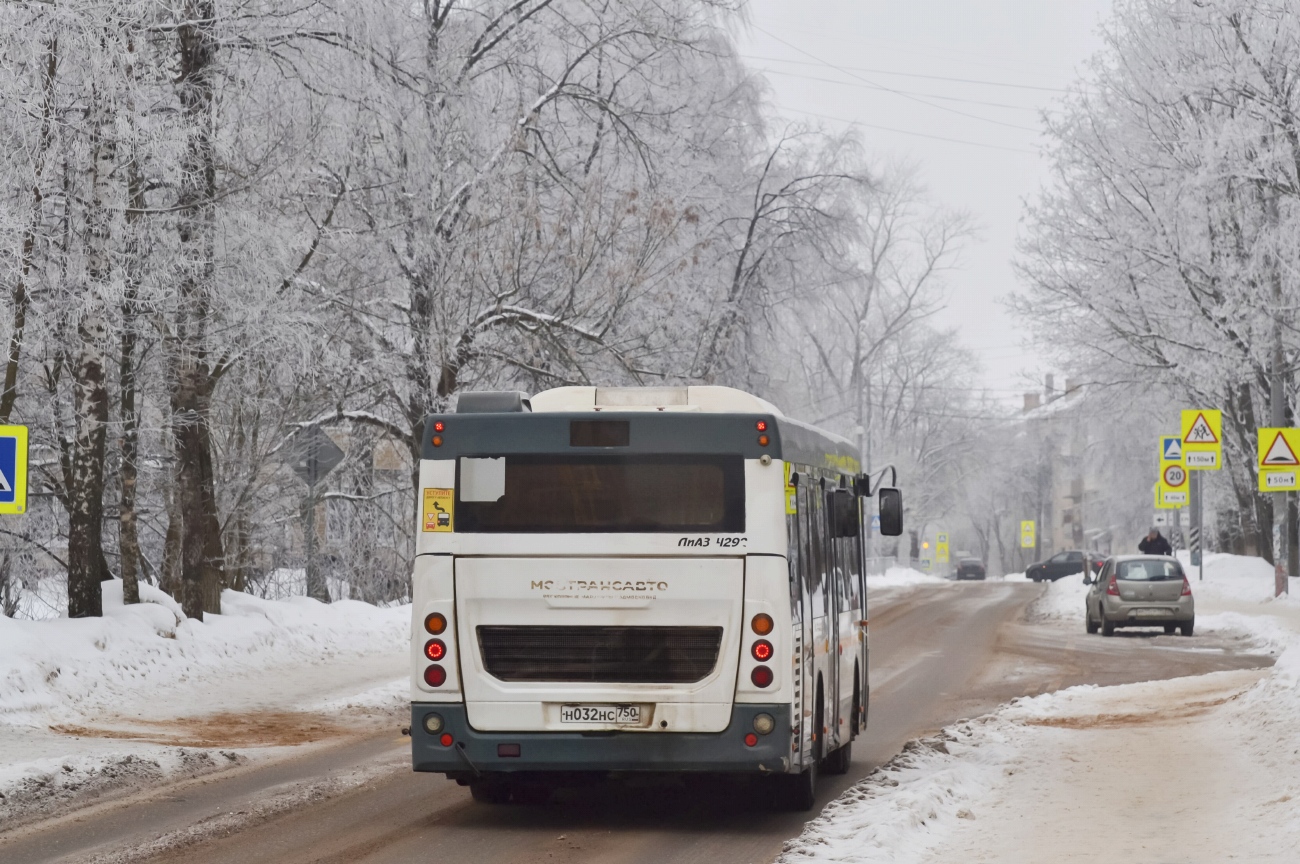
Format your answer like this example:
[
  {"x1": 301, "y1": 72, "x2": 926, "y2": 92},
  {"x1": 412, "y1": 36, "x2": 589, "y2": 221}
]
[{"x1": 0, "y1": 580, "x2": 1276, "y2": 864}]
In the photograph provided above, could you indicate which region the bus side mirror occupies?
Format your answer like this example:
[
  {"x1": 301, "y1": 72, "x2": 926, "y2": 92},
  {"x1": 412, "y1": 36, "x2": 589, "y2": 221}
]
[{"x1": 878, "y1": 488, "x2": 903, "y2": 536}]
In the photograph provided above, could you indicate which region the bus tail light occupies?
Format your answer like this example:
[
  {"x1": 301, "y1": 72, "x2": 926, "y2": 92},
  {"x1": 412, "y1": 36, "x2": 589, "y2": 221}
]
[
  {"x1": 425, "y1": 612, "x2": 447, "y2": 635},
  {"x1": 424, "y1": 665, "x2": 447, "y2": 687},
  {"x1": 751, "y1": 639, "x2": 773, "y2": 661},
  {"x1": 751, "y1": 613, "x2": 774, "y2": 635},
  {"x1": 744, "y1": 733, "x2": 758, "y2": 747},
  {"x1": 424, "y1": 639, "x2": 446, "y2": 661},
  {"x1": 753, "y1": 713, "x2": 775, "y2": 735},
  {"x1": 750, "y1": 666, "x2": 774, "y2": 688}
]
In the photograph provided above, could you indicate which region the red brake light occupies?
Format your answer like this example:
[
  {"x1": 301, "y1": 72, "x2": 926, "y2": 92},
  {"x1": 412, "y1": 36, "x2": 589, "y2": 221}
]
[
  {"x1": 439, "y1": 733, "x2": 453, "y2": 747},
  {"x1": 424, "y1": 665, "x2": 447, "y2": 687},
  {"x1": 434, "y1": 421, "x2": 445, "y2": 432},
  {"x1": 1106, "y1": 575, "x2": 1120, "y2": 596},
  {"x1": 756, "y1": 420, "x2": 768, "y2": 432},
  {"x1": 750, "y1": 665, "x2": 774, "y2": 688},
  {"x1": 424, "y1": 639, "x2": 446, "y2": 661},
  {"x1": 1181, "y1": 577, "x2": 1192, "y2": 597},
  {"x1": 751, "y1": 639, "x2": 773, "y2": 662},
  {"x1": 744, "y1": 733, "x2": 758, "y2": 747}
]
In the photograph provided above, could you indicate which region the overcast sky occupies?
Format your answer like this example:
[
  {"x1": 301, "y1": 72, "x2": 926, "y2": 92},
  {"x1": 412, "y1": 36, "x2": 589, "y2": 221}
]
[{"x1": 737, "y1": 0, "x2": 1114, "y2": 405}]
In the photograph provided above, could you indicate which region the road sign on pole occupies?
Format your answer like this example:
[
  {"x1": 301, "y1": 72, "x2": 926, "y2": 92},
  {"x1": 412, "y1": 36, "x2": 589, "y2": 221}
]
[
  {"x1": 0, "y1": 426, "x2": 29, "y2": 515},
  {"x1": 1162, "y1": 463, "x2": 1187, "y2": 489},
  {"x1": 1020, "y1": 520, "x2": 1035, "y2": 549},
  {"x1": 284, "y1": 425, "x2": 346, "y2": 603},
  {"x1": 1160, "y1": 436, "x2": 1182, "y2": 464},
  {"x1": 1181, "y1": 409, "x2": 1222, "y2": 469},
  {"x1": 1256, "y1": 428, "x2": 1300, "y2": 492}
]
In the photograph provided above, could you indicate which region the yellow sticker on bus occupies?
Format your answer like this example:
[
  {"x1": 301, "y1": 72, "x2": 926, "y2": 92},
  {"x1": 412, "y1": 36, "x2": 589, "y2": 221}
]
[{"x1": 423, "y1": 488, "x2": 454, "y2": 532}]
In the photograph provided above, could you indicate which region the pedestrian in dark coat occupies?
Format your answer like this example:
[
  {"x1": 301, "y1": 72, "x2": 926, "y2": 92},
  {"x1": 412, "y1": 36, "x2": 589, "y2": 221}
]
[{"x1": 1138, "y1": 528, "x2": 1173, "y2": 555}]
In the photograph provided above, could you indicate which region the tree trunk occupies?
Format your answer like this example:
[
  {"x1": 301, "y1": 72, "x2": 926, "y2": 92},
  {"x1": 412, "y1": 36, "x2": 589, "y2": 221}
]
[
  {"x1": 171, "y1": 0, "x2": 226, "y2": 619},
  {"x1": 119, "y1": 164, "x2": 145, "y2": 606},
  {"x1": 161, "y1": 476, "x2": 183, "y2": 599}
]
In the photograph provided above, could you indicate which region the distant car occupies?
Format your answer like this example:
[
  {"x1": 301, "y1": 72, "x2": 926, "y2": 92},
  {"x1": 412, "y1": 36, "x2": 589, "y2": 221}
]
[
  {"x1": 1026, "y1": 550, "x2": 1104, "y2": 582},
  {"x1": 955, "y1": 558, "x2": 986, "y2": 580},
  {"x1": 1085, "y1": 555, "x2": 1193, "y2": 636}
]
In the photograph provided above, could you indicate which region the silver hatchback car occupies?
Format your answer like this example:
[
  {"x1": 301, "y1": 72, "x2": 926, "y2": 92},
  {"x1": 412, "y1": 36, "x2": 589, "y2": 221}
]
[{"x1": 1084, "y1": 555, "x2": 1194, "y2": 636}]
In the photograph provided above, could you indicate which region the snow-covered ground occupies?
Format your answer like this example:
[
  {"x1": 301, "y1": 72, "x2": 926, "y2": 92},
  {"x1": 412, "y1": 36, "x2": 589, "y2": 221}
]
[
  {"x1": 782, "y1": 553, "x2": 1300, "y2": 863},
  {"x1": 0, "y1": 580, "x2": 408, "y2": 825},
  {"x1": 867, "y1": 566, "x2": 946, "y2": 591}
]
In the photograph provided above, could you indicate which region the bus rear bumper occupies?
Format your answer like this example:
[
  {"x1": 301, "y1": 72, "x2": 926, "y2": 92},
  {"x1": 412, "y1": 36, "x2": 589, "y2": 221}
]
[{"x1": 411, "y1": 703, "x2": 793, "y2": 775}]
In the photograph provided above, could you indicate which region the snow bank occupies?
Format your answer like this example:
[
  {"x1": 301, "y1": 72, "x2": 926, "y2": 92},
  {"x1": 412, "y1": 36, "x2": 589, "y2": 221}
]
[
  {"x1": 780, "y1": 724, "x2": 1013, "y2": 863},
  {"x1": 1024, "y1": 573, "x2": 1089, "y2": 622},
  {"x1": 867, "y1": 566, "x2": 945, "y2": 590},
  {"x1": 0, "y1": 580, "x2": 409, "y2": 825},
  {"x1": 0, "y1": 580, "x2": 408, "y2": 729}
]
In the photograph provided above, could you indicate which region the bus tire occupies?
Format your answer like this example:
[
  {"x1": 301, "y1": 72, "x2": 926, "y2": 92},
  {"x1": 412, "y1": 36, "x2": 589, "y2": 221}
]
[
  {"x1": 823, "y1": 741, "x2": 852, "y2": 775},
  {"x1": 851, "y1": 669, "x2": 862, "y2": 738},
  {"x1": 776, "y1": 760, "x2": 818, "y2": 811},
  {"x1": 469, "y1": 776, "x2": 513, "y2": 804}
]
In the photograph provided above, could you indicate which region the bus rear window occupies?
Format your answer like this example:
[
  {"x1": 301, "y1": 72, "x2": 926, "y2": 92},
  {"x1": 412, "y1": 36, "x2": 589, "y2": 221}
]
[{"x1": 455, "y1": 454, "x2": 744, "y2": 533}]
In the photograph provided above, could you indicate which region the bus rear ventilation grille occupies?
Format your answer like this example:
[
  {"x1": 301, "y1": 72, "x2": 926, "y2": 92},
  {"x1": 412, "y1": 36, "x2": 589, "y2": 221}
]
[{"x1": 477, "y1": 625, "x2": 723, "y2": 683}]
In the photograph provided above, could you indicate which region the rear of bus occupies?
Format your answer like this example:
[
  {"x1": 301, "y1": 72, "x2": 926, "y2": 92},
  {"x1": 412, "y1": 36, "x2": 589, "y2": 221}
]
[{"x1": 408, "y1": 386, "x2": 801, "y2": 794}]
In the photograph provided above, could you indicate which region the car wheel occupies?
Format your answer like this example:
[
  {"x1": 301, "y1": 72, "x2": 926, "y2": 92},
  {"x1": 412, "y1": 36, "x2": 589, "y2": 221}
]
[
  {"x1": 1180, "y1": 621, "x2": 1194, "y2": 637},
  {"x1": 1101, "y1": 618, "x2": 1115, "y2": 637},
  {"x1": 1086, "y1": 607, "x2": 1099, "y2": 634},
  {"x1": 1164, "y1": 624, "x2": 1176, "y2": 635}
]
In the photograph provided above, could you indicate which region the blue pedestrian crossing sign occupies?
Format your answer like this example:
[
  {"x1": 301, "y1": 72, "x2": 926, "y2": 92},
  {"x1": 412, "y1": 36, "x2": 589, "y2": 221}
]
[
  {"x1": 0, "y1": 425, "x2": 29, "y2": 515},
  {"x1": 1161, "y1": 436, "x2": 1182, "y2": 463}
]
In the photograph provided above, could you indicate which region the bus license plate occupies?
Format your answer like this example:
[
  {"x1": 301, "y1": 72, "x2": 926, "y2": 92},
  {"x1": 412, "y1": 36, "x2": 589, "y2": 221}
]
[{"x1": 560, "y1": 705, "x2": 640, "y2": 724}]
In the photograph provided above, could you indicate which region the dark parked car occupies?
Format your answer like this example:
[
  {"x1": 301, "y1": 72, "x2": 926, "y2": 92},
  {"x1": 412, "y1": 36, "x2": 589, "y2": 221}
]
[
  {"x1": 1027, "y1": 550, "x2": 1104, "y2": 582},
  {"x1": 955, "y1": 558, "x2": 986, "y2": 580}
]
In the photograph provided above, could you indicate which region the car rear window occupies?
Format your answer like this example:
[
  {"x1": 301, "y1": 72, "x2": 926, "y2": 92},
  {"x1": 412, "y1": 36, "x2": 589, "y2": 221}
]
[{"x1": 1117, "y1": 560, "x2": 1183, "y2": 581}]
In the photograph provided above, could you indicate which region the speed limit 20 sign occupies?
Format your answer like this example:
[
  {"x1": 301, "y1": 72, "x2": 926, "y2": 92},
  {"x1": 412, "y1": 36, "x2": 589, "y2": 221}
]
[{"x1": 1163, "y1": 463, "x2": 1187, "y2": 488}]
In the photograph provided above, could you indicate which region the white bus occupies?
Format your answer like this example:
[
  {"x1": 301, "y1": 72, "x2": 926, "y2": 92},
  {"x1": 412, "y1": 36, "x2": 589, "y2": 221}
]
[{"x1": 409, "y1": 386, "x2": 903, "y2": 809}]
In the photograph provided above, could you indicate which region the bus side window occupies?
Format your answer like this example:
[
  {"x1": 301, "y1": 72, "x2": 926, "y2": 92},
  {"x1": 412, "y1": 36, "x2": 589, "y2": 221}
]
[
  {"x1": 811, "y1": 482, "x2": 830, "y2": 620},
  {"x1": 787, "y1": 493, "x2": 802, "y2": 614}
]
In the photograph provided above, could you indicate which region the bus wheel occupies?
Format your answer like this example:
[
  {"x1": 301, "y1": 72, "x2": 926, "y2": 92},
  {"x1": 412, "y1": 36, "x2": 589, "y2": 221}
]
[
  {"x1": 775, "y1": 759, "x2": 818, "y2": 811},
  {"x1": 469, "y1": 775, "x2": 513, "y2": 804},
  {"x1": 823, "y1": 741, "x2": 851, "y2": 775},
  {"x1": 851, "y1": 671, "x2": 862, "y2": 738}
]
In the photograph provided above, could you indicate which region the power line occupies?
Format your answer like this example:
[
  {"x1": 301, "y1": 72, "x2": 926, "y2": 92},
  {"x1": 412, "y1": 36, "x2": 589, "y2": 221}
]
[
  {"x1": 776, "y1": 104, "x2": 1037, "y2": 154},
  {"x1": 741, "y1": 53, "x2": 1073, "y2": 94},
  {"x1": 751, "y1": 25, "x2": 1042, "y2": 134},
  {"x1": 757, "y1": 68, "x2": 1043, "y2": 113}
]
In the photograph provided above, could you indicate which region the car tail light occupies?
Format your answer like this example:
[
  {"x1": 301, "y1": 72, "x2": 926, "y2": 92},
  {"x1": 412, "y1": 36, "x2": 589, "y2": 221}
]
[
  {"x1": 1181, "y1": 577, "x2": 1192, "y2": 597},
  {"x1": 751, "y1": 639, "x2": 774, "y2": 661},
  {"x1": 750, "y1": 666, "x2": 774, "y2": 688},
  {"x1": 1106, "y1": 575, "x2": 1120, "y2": 596}
]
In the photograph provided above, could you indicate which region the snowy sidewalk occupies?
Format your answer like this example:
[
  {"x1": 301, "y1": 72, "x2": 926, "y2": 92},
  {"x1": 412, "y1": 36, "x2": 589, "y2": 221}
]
[{"x1": 781, "y1": 554, "x2": 1300, "y2": 864}]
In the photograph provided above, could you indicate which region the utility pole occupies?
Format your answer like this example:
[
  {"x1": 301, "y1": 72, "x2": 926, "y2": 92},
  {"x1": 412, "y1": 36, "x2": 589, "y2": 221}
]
[{"x1": 1268, "y1": 192, "x2": 1287, "y2": 592}]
